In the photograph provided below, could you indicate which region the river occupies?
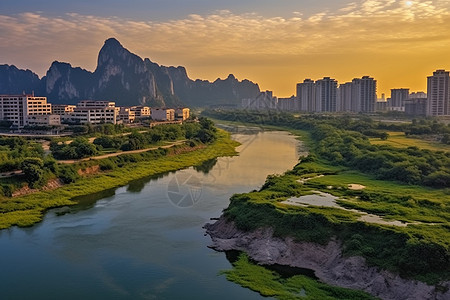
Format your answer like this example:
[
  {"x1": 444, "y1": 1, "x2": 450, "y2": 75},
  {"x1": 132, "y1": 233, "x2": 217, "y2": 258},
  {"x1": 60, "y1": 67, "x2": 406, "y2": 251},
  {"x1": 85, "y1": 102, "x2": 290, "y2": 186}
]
[{"x1": 0, "y1": 129, "x2": 303, "y2": 299}]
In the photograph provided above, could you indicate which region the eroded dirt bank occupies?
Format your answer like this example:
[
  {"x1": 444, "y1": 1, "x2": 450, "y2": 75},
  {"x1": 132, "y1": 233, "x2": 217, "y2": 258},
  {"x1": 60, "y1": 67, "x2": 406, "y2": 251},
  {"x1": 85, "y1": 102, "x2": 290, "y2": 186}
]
[{"x1": 205, "y1": 216, "x2": 449, "y2": 300}]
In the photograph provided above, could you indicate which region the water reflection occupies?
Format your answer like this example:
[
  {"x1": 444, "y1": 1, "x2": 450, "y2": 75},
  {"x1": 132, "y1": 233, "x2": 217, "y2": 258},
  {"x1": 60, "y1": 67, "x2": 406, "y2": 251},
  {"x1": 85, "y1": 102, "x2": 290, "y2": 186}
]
[
  {"x1": 0, "y1": 129, "x2": 301, "y2": 299},
  {"x1": 193, "y1": 158, "x2": 218, "y2": 174},
  {"x1": 225, "y1": 250, "x2": 318, "y2": 280}
]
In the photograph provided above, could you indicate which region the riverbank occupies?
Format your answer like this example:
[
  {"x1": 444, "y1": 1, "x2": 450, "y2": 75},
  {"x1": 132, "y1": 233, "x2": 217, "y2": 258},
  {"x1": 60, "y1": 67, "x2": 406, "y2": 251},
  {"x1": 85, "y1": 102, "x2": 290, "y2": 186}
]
[
  {"x1": 0, "y1": 129, "x2": 239, "y2": 230},
  {"x1": 202, "y1": 110, "x2": 449, "y2": 299},
  {"x1": 205, "y1": 216, "x2": 450, "y2": 300},
  {"x1": 205, "y1": 156, "x2": 450, "y2": 297}
]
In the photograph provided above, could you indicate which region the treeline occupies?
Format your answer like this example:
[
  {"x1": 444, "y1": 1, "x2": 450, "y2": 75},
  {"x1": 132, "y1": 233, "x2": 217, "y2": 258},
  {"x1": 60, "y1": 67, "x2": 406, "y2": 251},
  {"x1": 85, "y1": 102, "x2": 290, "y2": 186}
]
[
  {"x1": 313, "y1": 124, "x2": 450, "y2": 187},
  {"x1": 0, "y1": 137, "x2": 45, "y2": 172},
  {"x1": 51, "y1": 118, "x2": 216, "y2": 160},
  {"x1": 0, "y1": 118, "x2": 217, "y2": 196},
  {"x1": 203, "y1": 109, "x2": 450, "y2": 187}
]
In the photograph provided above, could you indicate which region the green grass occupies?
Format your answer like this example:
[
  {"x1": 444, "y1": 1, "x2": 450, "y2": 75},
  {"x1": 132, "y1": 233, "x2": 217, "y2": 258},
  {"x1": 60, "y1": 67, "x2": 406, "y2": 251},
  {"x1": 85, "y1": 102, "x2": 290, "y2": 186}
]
[
  {"x1": 206, "y1": 111, "x2": 450, "y2": 286},
  {"x1": 222, "y1": 253, "x2": 377, "y2": 300},
  {"x1": 369, "y1": 131, "x2": 448, "y2": 151},
  {"x1": 0, "y1": 129, "x2": 239, "y2": 229},
  {"x1": 223, "y1": 158, "x2": 450, "y2": 284},
  {"x1": 305, "y1": 168, "x2": 450, "y2": 225}
]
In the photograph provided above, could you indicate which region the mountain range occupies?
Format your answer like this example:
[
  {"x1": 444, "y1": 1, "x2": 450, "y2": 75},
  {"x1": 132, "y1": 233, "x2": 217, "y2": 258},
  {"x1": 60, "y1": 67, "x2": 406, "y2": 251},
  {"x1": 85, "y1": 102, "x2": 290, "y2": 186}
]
[{"x1": 0, "y1": 38, "x2": 260, "y2": 107}]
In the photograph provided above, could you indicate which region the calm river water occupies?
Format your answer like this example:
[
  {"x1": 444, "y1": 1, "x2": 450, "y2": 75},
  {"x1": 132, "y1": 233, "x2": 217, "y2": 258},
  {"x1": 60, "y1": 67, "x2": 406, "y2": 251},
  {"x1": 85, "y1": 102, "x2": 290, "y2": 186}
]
[{"x1": 0, "y1": 129, "x2": 302, "y2": 299}]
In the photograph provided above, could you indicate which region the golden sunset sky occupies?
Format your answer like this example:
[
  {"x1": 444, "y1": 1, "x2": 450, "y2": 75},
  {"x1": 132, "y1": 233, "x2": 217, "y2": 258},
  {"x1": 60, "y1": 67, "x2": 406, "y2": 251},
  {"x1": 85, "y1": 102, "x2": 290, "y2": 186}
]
[{"x1": 1, "y1": 0, "x2": 450, "y2": 97}]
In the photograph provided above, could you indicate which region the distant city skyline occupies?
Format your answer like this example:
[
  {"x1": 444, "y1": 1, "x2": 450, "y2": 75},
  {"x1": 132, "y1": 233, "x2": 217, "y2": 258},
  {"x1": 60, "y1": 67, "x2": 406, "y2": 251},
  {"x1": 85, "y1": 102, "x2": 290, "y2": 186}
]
[{"x1": 1, "y1": 0, "x2": 450, "y2": 97}]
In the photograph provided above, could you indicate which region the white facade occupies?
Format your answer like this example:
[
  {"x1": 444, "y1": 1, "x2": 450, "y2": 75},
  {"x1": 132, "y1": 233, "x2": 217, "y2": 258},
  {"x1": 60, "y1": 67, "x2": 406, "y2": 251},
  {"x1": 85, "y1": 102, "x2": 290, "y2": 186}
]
[
  {"x1": 77, "y1": 100, "x2": 115, "y2": 108},
  {"x1": 69, "y1": 107, "x2": 117, "y2": 124},
  {"x1": 351, "y1": 76, "x2": 377, "y2": 113},
  {"x1": 0, "y1": 95, "x2": 52, "y2": 128},
  {"x1": 296, "y1": 79, "x2": 316, "y2": 112},
  {"x1": 117, "y1": 107, "x2": 136, "y2": 123},
  {"x1": 315, "y1": 77, "x2": 338, "y2": 112},
  {"x1": 65, "y1": 100, "x2": 118, "y2": 124},
  {"x1": 427, "y1": 70, "x2": 450, "y2": 116},
  {"x1": 130, "y1": 106, "x2": 151, "y2": 118},
  {"x1": 389, "y1": 88, "x2": 409, "y2": 111},
  {"x1": 175, "y1": 108, "x2": 190, "y2": 120},
  {"x1": 27, "y1": 114, "x2": 61, "y2": 126},
  {"x1": 151, "y1": 108, "x2": 175, "y2": 121},
  {"x1": 277, "y1": 97, "x2": 298, "y2": 112},
  {"x1": 52, "y1": 104, "x2": 76, "y2": 115},
  {"x1": 242, "y1": 91, "x2": 278, "y2": 110},
  {"x1": 338, "y1": 82, "x2": 353, "y2": 112}
]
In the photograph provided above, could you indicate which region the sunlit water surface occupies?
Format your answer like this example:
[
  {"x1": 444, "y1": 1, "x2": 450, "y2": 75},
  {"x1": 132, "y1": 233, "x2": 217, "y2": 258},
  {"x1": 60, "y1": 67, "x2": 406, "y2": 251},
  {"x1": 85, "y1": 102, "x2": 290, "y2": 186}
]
[{"x1": 0, "y1": 130, "x2": 303, "y2": 299}]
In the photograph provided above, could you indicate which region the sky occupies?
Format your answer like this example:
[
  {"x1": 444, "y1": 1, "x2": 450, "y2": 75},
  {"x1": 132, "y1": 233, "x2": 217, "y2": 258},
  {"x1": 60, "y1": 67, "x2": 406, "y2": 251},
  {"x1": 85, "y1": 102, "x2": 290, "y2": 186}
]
[{"x1": 1, "y1": 0, "x2": 450, "y2": 97}]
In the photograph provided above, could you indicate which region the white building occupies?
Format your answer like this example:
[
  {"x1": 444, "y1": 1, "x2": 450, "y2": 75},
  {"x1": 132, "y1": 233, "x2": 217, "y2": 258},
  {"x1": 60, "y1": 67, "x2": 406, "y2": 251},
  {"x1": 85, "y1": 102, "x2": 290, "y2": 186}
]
[
  {"x1": 52, "y1": 104, "x2": 76, "y2": 122},
  {"x1": 315, "y1": 77, "x2": 338, "y2": 112},
  {"x1": 117, "y1": 107, "x2": 136, "y2": 124},
  {"x1": 338, "y1": 82, "x2": 353, "y2": 112},
  {"x1": 277, "y1": 96, "x2": 298, "y2": 112},
  {"x1": 388, "y1": 88, "x2": 409, "y2": 111},
  {"x1": 175, "y1": 108, "x2": 190, "y2": 120},
  {"x1": 351, "y1": 76, "x2": 377, "y2": 113},
  {"x1": 427, "y1": 70, "x2": 450, "y2": 116},
  {"x1": 130, "y1": 106, "x2": 151, "y2": 118},
  {"x1": 0, "y1": 94, "x2": 52, "y2": 128},
  {"x1": 151, "y1": 108, "x2": 175, "y2": 121},
  {"x1": 52, "y1": 104, "x2": 76, "y2": 115},
  {"x1": 68, "y1": 100, "x2": 117, "y2": 124},
  {"x1": 27, "y1": 114, "x2": 61, "y2": 126},
  {"x1": 296, "y1": 79, "x2": 316, "y2": 112},
  {"x1": 77, "y1": 100, "x2": 115, "y2": 108},
  {"x1": 242, "y1": 91, "x2": 278, "y2": 110}
]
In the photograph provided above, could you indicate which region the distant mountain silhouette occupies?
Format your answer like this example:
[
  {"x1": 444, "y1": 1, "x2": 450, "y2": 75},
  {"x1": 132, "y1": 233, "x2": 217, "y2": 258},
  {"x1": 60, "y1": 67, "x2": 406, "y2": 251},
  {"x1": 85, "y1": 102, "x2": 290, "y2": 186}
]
[
  {"x1": 0, "y1": 38, "x2": 260, "y2": 107},
  {"x1": 0, "y1": 64, "x2": 43, "y2": 95}
]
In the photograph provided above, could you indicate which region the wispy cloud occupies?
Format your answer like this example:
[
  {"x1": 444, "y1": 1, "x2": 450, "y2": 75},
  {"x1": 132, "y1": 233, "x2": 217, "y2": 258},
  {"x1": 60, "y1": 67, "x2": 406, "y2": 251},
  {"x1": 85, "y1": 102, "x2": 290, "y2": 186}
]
[{"x1": 1, "y1": 0, "x2": 450, "y2": 94}]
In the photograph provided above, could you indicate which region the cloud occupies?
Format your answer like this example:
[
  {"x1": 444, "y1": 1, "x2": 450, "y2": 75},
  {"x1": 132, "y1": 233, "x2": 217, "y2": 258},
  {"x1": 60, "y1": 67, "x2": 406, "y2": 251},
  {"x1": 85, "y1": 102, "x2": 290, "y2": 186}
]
[{"x1": 0, "y1": 0, "x2": 450, "y2": 94}]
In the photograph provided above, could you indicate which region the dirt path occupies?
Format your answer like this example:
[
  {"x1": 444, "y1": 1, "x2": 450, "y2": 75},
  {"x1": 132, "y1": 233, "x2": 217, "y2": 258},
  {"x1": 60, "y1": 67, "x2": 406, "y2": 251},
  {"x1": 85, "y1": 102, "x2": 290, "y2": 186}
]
[{"x1": 58, "y1": 140, "x2": 187, "y2": 164}]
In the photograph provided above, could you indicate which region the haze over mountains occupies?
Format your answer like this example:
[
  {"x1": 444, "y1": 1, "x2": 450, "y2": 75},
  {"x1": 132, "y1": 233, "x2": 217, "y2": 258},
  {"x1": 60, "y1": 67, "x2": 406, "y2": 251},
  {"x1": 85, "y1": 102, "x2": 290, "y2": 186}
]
[{"x1": 0, "y1": 38, "x2": 260, "y2": 107}]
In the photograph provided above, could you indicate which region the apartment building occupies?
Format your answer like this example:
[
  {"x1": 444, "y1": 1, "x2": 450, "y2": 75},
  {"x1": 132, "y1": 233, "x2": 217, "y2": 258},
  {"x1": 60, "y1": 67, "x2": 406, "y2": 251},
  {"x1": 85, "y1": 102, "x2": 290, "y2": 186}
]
[
  {"x1": 151, "y1": 108, "x2": 175, "y2": 121},
  {"x1": 427, "y1": 70, "x2": 450, "y2": 116},
  {"x1": 296, "y1": 79, "x2": 316, "y2": 112},
  {"x1": 175, "y1": 108, "x2": 190, "y2": 120},
  {"x1": 388, "y1": 88, "x2": 409, "y2": 111},
  {"x1": 0, "y1": 94, "x2": 53, "y2": 128},
  {"x1": 242, "y1": 91, "x2": 278, "y2": 110},
  {"x1": 27, "y1": 114, "x2": 61, "y2": 127},
  {"x1": 315, "y1": 77, "x2": 338, "y2": 112},
  {"x1": 130, "y1": 106, "x2": 151, "y2": 118},
  {"x1": 351, "y1": 76, "x2": 377, "y2": 113},
  {"x1": 67, "y1": 100, "x2": 117, "y2": 124},
  {"x1": 52, "y1": 104, "x2": 76, "y2": 115},
  {"x1": 117, "y1": 107, "x2": 136, "y2": 124}
]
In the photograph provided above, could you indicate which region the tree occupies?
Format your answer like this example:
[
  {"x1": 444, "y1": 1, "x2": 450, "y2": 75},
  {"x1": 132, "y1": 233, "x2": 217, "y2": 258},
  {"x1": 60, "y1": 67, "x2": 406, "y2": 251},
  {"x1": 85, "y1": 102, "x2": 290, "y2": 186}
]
[
  {"x1": 380, "y1": 132, "x2": 389, "y2": 140},
  {"x1": 442, "y1": 133, "x2": 450, "y2": 145},
  {"x1": 21, "y1": 158, "x2": 46, "y2": 188},
  {"x1": 71, "y1": 137, "x2": 98, "y2": 158}
]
